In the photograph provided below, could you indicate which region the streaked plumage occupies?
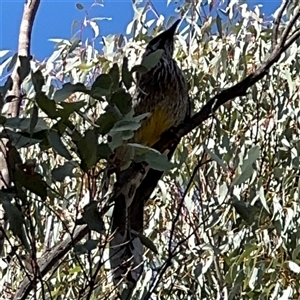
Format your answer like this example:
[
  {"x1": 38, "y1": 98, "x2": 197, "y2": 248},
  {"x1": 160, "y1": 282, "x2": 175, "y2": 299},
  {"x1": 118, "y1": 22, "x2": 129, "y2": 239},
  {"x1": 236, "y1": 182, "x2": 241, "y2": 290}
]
[{"x1": 110, "y1": 19, "x2": 190, "y2": 290}]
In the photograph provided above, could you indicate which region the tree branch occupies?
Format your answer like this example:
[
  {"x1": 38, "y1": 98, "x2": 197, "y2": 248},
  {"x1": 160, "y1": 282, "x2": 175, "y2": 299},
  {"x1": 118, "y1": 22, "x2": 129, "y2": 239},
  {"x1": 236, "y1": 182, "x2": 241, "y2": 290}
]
[
  {"x1": 272, "y1": 0, "x2": 289, "y2": 49},
  {"x1": 0, "y1": 0, "x2": 41, "y2": 270},
  {"x1": 13, "y1": 225, "x2": 89, "y2": 300},
  {"x1": 12, "y1": 3, "x2": 300, "y2": 298},
  {"x1": 154, "y1": 21, "x2": 300, "y2": 153},
  {"x1": 7, "y1": 0, "x2": 40, "y2": 117}
]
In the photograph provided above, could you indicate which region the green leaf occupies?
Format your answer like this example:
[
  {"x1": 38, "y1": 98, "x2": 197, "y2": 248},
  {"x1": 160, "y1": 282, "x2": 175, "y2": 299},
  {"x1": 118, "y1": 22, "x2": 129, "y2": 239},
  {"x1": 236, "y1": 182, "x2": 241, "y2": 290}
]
[
  {"x1": 69, "y1": 38, "x2": 81, "y2": 53},
  {"x1": 60, "y1": 100, "x2": 86, "y2": 118},
  {"x1": 97, "y1": 143, "x2": 112, "y2": 160},
  {"x1": 53, "y1": 82, "x2": 87, "y2": 102},
  {"x1": 233, "y1": 164, "x2": 254, "y2": 186},
  {"x1": 5, "y1": 117, "x2": 48, "y2": 133},
  {"x1": 83, "y1": 239, "x2": 99, "y2": 251},
  {"x1": 136, "y1": 232, "x2": 158, "y2": 254},
  {"x1": 108, "y1": 131, "x2": 128, "y2": 151},
  {"x1": 76, "y1": 130, "x2": 101, "y2": 171},
  {"x1": 258, "y1": 185, "x2": 270, "y2": 213},
  {"x1": 122, "y1": 56, "x2": 133, "y2": 89},
  {"x1": 141, "y1": 49, "x2": 163, "y2": 71},
  {"x1": 32, "y1": 69, "x2": 45, "y2": 93},
  {"x1": 36, "y1": 93, "x2": 60, "y2": 119},
  {"x1": 82, "y1": 201, "x2": 105, "y2": 233},
  {"x1": 233, "y1": 146, "x2": 260, "y2": 185},
  {"x1": 232, "y1": 200, "x2": 257, "y2": 225},
  {"x1": 131, "y1": 64, "x2": 148, "y2": 74},
  {"x1": 52, "y1": 161, "x2": 78, "y2": 182},
  {"x1": 0, "y1": 116, "x2": 7, "y2": 125},
  {"x1": 110, "y1": 120, "x2": 142, "y2": 133},
  {"x1": 216, "y1": 14, "x2": 222, "y2": 37},
  {"x1": 76, "y1": 3, "x2": 84, "y2": 10},
  {"x1": 2, "y1": 199, "x2": 30, "y2": 252},
  {"x1": 29, "y1": 105, "x2": 39, "y2": 136},
  {"x1": 95, "y1": 105, "x2": 122, "y2": 135},
  {"x1": 74, "y1": 243, "x2": 88, "y2": 255},
  {"x1": 111, "y1": 89, "x2": 132, "y2": 115},
  {"x1": 17, "y1": 56, "x2": 31, "y2": 82},
  {"x1": 48, "y1": 130, "x2": 72, "y2": 160},
  {"x1": 2, "y1": 130, "x2": 44, "y2": 149},
  {"x1": 109, "y1": 112, "x2": 149, "y2": 140},
  {"x1": 2, "y1": 199, "x2": 23, "y2": 237},
  {"x1": 14, "y1": 168, "x2": 48, "y2": 200},
  {"x1": 292, "y1": 245, "x2": 300, "y2": 261},
  {"x1": 7, "y1": 53, "x2": 18, "y2": 72},
  {"x1": 204, "y1": 145, "x2": 227, "y2": 171},
  {"x1": 132, "y1": 144, "x2": 173, "y2": 171},
  {"x1": 91, "y1": 74, "x2": 112, "y2": 97},
  {"x1": 108, "y1": 63, "x2": 119, "y2": 92},
  {"x1": 132, "y1": 112, "x2": 151, "y2": 123},
  {"x1": 0, "y1": 50, "x2": 10, "y2": 58},
  {"x1": 241, "y1": 146, "x2": 260, "y2": 172},
  {"x1": 0, "y1": 76, "x2": 13, "y2": 101},
  {"x1": 194, "y1": 264, "x2": 202, "y2": 278}
]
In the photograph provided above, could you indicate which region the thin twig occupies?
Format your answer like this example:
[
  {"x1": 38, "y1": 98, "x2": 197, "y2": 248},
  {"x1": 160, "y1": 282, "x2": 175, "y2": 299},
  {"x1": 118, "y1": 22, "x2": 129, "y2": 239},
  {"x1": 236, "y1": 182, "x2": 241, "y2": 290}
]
[
  {"x1": 280, "y1": 7, "x2": 300, "y2": 48},
  {"x1": 13, "y1": 4, "x2": 300, "y2": 299},
  {"x1": 272, "y1": 0, "x2": 289, "y2": 49}
]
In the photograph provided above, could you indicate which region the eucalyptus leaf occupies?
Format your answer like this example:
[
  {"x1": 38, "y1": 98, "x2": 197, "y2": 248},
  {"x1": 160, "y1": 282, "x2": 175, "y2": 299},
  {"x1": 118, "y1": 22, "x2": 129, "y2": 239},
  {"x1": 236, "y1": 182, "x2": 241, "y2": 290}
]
[
  {"x1": 53, "y1": 82, "x2": 87, "y2": 102},
  {"x1": 48, "y1": 130, "x2": 72, "y2": 160},
  {"x1": 14, "y1": 168, "x2": 47, "y2": 200},
  {"x1": 232, "y1": 200, "x2": 257, "y2": 225},
  {"x1": 132, "y1": 144, "x2": 173, "y2": 171},
  {"x1": 108, "y1": 63, "x2": 119, "y2": 92},
  {"x1": 17, "y1": 56, "x2": 31, "y2": 82},
  {"x1": 95, "y1": 105, "x2": 122, "y2": 135},
  {"x1": 83, "y1": 239, "x2": 99, "y2": 251},
  {"x1": 110, "y1": 89, "x2": 132, "y2": 115},
  {"x1": 136, "y1": 232, "x2": 158, "y2": 254},
  {"x1": 2, "y1": 199, "x2": 30, "y2": 252},
  {"x1": 5, "y1": 117, "x2": 48, "y2": 133},
  {"x1": 36, "y1": 93, "x2": 60, "y2": 119},
  {"x1": 76, "y1": 130, "x2": 101, "y2": 171},
  {"x1": 82, "y1": 201, "x2": 105, "y2": 233},
  {"x1": 122, "y1": 56, "x2": 133, "y2": 89},
  {"x1": 141, "y1": 49, "x2": 163, "y2": 71},
  {"x1": 91, "y1": 74, "x2": 112, "y2": 97},
  {"x1": 32, "y1": 69, "x2": 45, "y2": 93},
  {"x1": 52, "y1": 161, "x2": 78, "y2": 182}
]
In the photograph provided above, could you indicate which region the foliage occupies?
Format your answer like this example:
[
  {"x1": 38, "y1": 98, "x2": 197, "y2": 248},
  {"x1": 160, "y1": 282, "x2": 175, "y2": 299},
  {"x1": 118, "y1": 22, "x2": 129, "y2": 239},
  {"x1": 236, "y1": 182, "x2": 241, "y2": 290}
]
[{"x1": 1, "y1": 0, "x2": 300, "y2": 299}]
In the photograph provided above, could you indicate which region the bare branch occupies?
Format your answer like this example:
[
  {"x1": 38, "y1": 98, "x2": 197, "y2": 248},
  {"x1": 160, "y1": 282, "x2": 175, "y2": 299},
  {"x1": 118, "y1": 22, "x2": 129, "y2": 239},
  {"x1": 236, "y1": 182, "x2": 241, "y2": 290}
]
[
  {"x1": 281, "y1": 28, "x2": 300, "y2": 51},
  {"x1": 7, "y1": 0, "x2": 40, "y2": 117},
  {"x1": 154, "y1": 15, "x2": 300, "y2": 154},
  {"x1": 11, "y1": 2, "x2": 300, "y2": 299},
  {"x1": 280, "y1": 6, "x2": 300, "y2": 48},
  {"x1": 13, "y1": 225, "x2": 89, "y2": 300},
  {"x1": 0, "y1": 0, "x2": 41, "y2": 271},
  {"x1": 272, "y1": 0, "x2": 289, "y2": 49}
]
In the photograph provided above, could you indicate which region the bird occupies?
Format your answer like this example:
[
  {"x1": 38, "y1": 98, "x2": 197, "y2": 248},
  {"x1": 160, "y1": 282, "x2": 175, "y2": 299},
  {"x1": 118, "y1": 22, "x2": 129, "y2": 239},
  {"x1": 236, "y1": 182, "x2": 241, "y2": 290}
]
[{"x1": 109, "y1": 19, "x2": 191, "y2": 291}]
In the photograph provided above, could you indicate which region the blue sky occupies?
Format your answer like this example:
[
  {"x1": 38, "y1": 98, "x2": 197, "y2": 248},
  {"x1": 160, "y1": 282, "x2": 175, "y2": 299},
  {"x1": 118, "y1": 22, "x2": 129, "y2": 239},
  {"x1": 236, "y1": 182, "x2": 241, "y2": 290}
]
[{"x1": 1, "y1": 0, "x2": 281, "y2": 61}]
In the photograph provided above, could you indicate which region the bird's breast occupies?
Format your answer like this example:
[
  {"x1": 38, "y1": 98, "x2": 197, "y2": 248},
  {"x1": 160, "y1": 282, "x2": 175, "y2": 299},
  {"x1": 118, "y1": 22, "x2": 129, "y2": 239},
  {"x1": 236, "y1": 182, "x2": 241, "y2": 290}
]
[{"x1": 132, "y1": 59, "x2": 189, "y2": 147}]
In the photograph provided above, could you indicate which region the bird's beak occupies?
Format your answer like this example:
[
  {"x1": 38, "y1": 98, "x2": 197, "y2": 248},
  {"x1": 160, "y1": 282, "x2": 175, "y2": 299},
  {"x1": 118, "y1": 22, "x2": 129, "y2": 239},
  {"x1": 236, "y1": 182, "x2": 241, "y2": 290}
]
[{"x1": 166, "y1": 19, "x2": 181, "y2": 36}]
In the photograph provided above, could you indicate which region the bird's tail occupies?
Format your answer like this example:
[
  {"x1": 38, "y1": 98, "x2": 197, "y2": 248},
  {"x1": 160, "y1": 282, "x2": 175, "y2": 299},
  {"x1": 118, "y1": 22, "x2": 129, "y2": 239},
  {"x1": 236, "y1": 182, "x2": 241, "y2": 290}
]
[
  {"x1": 109, "y1": 163, "x2": 149, "y2": 287},
  {"x1": 110, "y1": 197, "x2": 144, "y2": 285}
]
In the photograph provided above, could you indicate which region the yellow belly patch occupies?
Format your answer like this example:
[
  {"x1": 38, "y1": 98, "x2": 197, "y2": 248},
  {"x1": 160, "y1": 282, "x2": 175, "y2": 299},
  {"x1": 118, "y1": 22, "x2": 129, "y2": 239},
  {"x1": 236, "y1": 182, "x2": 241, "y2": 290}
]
[{"x1": 132, "y1": 106, "x2": 173, "y2": 147}]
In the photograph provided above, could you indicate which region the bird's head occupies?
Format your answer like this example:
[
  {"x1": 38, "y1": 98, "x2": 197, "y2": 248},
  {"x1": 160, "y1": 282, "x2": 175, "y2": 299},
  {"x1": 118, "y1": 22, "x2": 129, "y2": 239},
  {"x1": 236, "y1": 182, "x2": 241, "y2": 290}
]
[{"x1": 144, "y1": 19, "x2": 180, "y2": 58}]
